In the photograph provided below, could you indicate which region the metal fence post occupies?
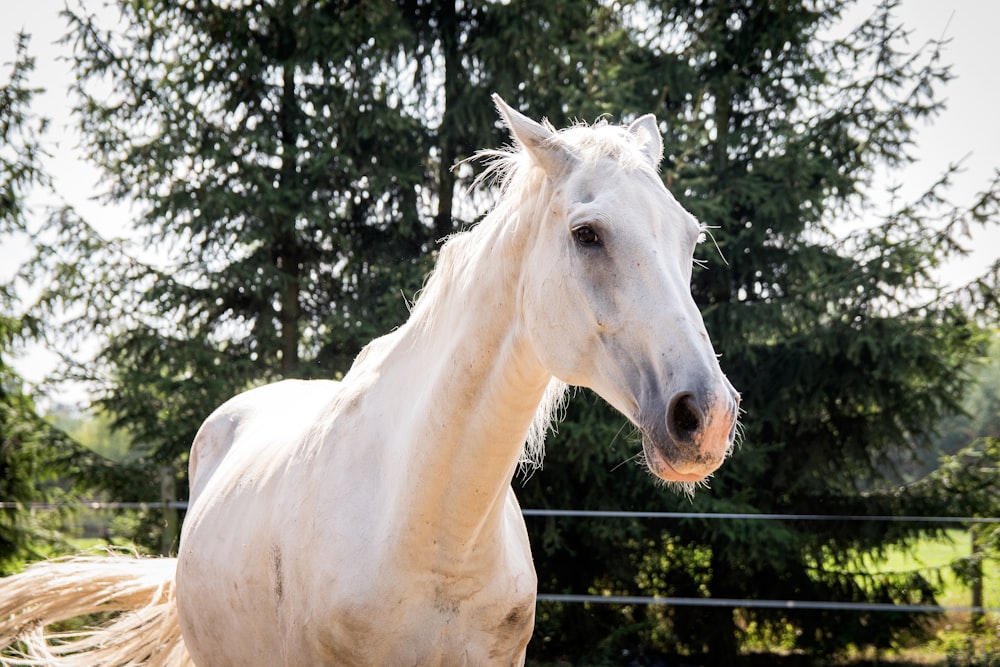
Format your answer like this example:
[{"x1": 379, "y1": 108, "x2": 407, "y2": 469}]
[
  {"x1": 159, "y1": 467, "x2": 179, "y2": 555},
  {"x1": 971, "y1": 525, "x2": 984, "y2": 632}
]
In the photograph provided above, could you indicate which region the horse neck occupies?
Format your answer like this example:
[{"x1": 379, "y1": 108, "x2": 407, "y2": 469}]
[{"x1": 367, "y1": 213, "x2": 552, "y2": 557}]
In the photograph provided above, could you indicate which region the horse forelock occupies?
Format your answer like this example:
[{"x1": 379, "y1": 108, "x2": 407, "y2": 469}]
[
  {"x1": 557, "y1": 119, "x2": 657, "y2": 173},
  {"x1": 471, "y1": 117, "x2": 656, "y2": 200},
  {"x1": 456, "y1": 119, "x2": 657, "y2": 264}
]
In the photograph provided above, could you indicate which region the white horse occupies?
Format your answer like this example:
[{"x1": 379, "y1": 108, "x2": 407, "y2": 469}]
[{"x1": 0, "y1": 96, "x2": 739, "y2": 666}]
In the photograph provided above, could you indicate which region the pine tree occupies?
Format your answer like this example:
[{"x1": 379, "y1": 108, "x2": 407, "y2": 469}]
[
  {"x1": 0, "y1": 34, "x2": 122, "y2": 572},
  {"x1": 0, "y1": 33, "x2": 69, "y2": 572},
  {"x1": 52, "y1": 0, "x2": 616, "y2": 484},
  {"x1": 54, "y1": 0, "x2": 439, "y2": 472}
]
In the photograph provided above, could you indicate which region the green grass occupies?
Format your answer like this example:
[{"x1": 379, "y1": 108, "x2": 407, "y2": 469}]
[
  {"x1": 841, "y1": 529, "x2": 1000, "y2": 666},
  {"x1": 860, "y1": 529, "x2": 998, "y2": 609}
]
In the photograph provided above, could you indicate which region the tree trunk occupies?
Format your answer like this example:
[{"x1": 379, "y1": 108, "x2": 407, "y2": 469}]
[
  {"x1": 705, "y1": 549, "x2": 740, "y2": 665},
  {"x1": 276, "y1": 58, "x2": 301, "y2": 375},
  {"x1": 159, "y1": 466, "x2": 178, "y2": 555},
  {"x1": 434, "y1": 0, "x2": 459, "y2": 240}
]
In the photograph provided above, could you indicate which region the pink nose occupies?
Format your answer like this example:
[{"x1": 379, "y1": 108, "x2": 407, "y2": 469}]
[{"x1": 661, "y1": 385, "x2": 740, "y2": 472}]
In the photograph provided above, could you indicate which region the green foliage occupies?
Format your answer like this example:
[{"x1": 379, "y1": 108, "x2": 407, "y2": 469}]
[
  {"x1": 0, "y1": 32, "x2": 66, "y2": 573},
  {"x1": 0, "y1": 317, "x2": 97, "y2": 573},
  {"x1": 0, "y1": 33, "x2": 149, "y2": 571},
  {"x1": 0, "y1": 355, "x2": 71, "y2": 573},
  {"x1": 48, "y1": 407, "x2": 136, "y2": 464},
  {"x1": 1, "y1": 33, "x2": 47, "y2": 231},
  {"x1": 939, "y1": 623, "x2": 1000, "y2": 667},
  {"x1": 43, "y1": 0, "x2": 444, "y2": 473}
]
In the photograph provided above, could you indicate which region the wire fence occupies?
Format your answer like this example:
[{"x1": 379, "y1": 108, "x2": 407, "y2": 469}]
[
  {"x1": 6, "y1": 502, "x2": 1000, "y2": 523},
  {"x1": 521, "y1": 509, "x2": 1000, "y2": 524},
  {"x1": 535, "y1": 594, "x2": 995, "y2": 615},
  {"x1": 5, "y1": 502, "x2": 998, "y2": 614},
  {"x1": 527, "y1": 509, "x2": 1000, "y2": 614}
]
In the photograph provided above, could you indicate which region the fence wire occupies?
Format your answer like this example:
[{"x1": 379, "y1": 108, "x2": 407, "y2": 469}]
[
  {"x1": 5, "y1": 502, "x2": 1000, "y2": 524},
  {"x1": 5, "y1": 502, "x2": 997, "y2": 614},
  {"x1": 536, "y1": 594, "x2": 999, "y2": 614}
]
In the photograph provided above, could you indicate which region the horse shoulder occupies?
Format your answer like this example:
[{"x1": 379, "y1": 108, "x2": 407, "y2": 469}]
[{"x1": 188, "y1": 379, "x2": 342, "y2": 500}]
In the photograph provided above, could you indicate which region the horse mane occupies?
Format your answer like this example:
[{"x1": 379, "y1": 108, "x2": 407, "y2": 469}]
[{"x1": 519, "y1": 377, "x2": 568, "y2": 473}]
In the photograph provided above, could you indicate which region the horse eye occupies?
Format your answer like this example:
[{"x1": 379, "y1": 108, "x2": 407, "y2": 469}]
[{"x1": 573, "y1": 225, "x2": 601, "y2": 247}]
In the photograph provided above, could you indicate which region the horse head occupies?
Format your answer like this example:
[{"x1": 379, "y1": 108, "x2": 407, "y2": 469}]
[{"x1": 493, "y1": 95, "x2": 740, "y2": 488}]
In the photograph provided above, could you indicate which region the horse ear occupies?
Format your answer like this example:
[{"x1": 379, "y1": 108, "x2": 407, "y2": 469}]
[
  {"x1": 492, "y1": 93, "x2": 575, "y2": 176},
  {"x1": 628, "y1": 114, "x2": 663, "y2": 169}
]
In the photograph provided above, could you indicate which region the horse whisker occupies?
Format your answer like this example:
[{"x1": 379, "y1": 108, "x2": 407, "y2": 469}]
[{"x1": 609, "y1": 449, "x2": 644, "y2": 474}]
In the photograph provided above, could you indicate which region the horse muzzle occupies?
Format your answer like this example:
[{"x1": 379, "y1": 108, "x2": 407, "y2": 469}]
[{"x1": 642, "y1": 378, "x2": 740, "y2": 483}]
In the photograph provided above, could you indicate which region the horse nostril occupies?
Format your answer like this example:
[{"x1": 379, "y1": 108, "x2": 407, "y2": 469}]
[{"x1": 668, "y1": 392, "x2": 703, "y2": 444}]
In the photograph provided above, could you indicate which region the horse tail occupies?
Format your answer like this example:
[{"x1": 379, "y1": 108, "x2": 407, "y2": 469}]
[{"x1": 0, "y1": 553, "x2": 194, "y2": 667}]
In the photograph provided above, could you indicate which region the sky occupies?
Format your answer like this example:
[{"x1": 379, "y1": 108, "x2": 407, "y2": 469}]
[{"x1": 1, "y1": 0, "x2": 998, "y2": 406}]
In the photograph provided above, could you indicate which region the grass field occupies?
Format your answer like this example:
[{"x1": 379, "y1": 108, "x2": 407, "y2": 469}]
[
  {"x1": 833, "y1": 528, "x2": 1000, "y2": 666},
  {"x1": 862, "y1": 528, "x2": 998, "y2": 609}
]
